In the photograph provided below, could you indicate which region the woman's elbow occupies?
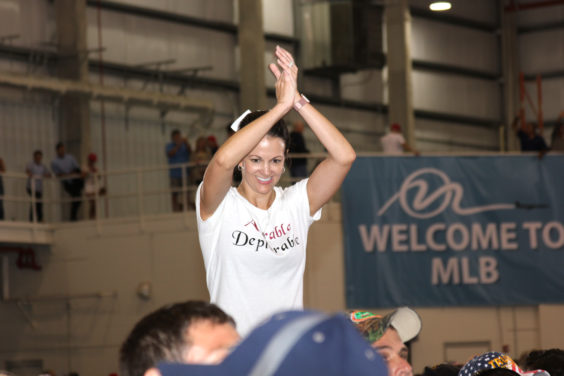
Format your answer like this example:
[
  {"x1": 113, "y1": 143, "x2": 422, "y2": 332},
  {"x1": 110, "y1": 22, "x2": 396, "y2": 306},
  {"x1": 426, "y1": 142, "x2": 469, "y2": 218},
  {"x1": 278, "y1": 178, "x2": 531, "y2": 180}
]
[
  {"x1": 340, "y1": 149, "x2": 356, "y2": 166},
  {"x1": 212, "y1": 151, "x2": 237, "y2": 171}
]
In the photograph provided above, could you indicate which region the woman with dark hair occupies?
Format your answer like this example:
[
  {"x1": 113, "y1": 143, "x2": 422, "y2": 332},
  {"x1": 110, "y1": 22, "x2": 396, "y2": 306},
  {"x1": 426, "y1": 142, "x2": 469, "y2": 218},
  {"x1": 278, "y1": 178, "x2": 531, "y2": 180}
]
[{"x1": 196, "y1": 46, "x2": 356, "y2": 335}]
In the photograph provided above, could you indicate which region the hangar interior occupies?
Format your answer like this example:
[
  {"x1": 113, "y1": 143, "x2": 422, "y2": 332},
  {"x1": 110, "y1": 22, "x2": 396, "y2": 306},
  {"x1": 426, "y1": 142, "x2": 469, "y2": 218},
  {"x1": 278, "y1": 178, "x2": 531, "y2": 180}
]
[{"x1": 0, "y1": 1, "x2": 563, "y2": 375}]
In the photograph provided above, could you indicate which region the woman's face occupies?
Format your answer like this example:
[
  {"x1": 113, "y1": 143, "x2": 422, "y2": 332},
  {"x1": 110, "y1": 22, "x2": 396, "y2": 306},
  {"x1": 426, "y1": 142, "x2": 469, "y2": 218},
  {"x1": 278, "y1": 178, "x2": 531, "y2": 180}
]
[{"x1": 240, "y1": 135, "x2": 286, "y2": 195}]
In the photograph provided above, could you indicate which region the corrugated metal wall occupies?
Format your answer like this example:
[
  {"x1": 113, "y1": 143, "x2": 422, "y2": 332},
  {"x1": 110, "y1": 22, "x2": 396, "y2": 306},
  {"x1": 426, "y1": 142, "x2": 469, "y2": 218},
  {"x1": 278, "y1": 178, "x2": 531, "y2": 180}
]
[
  {"x1": 90, "y1": 104, "x2": 184, "y2": 217},
  {"x1": 409, "y1": 0, "x2": 501, "y2": 151},
  {"x1": 518, "y1": 5, "x2": 564, "y2": 147}
]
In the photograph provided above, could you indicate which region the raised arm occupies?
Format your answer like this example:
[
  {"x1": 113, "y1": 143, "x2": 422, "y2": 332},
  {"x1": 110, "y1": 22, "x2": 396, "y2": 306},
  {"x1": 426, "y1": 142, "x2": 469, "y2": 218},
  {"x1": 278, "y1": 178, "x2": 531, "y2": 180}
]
[
  {"x1": 274, "y1": 47, "x2": 356, "y2": 216},
  {"x1": 199, "y1": 48, "x2": 296, "y2": 220},
  {"x1": 300, "y1": 106, "x2": 356, "y2": 215}
]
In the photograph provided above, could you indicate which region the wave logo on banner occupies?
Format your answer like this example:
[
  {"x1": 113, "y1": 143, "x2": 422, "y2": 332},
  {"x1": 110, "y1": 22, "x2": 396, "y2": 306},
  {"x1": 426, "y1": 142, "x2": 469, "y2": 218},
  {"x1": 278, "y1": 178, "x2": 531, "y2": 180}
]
[{"x1": 378, "y1": 168, "x2": 515, "y2": 219}]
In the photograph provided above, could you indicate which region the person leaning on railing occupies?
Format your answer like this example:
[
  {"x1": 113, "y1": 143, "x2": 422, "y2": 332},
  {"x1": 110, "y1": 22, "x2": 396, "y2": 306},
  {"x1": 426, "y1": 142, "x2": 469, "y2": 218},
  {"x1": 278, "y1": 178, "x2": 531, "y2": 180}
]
[
  {"x1": 166, "y1": 129, "x2": 192, "y2": 212},
  {"x1": 25, "y1": 150, "x2": 51, "y2": 222},
  {"x1": 0, "y1": 157, "x2": 4, "y2": 220},
  {"x1": 83, "y1": 153, "x2": 106, "y2": 220},
  {"x1": 51, "y1": 142, "x2": 85, "y2": 221},
  {"x1": 550, "y1": 112, "x2": 564, "y2": 151}
]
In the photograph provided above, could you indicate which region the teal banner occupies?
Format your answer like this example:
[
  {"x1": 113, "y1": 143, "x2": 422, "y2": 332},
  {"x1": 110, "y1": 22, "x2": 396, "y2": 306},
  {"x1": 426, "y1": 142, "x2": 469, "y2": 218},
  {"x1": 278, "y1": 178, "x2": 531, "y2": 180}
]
[{"x1": 342, "y1": 155, "x2": 564, "y2": 307}]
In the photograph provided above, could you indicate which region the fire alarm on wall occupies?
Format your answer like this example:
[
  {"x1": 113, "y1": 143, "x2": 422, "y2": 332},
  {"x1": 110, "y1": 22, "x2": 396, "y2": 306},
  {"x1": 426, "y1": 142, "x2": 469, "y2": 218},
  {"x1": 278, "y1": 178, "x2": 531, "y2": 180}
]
[{"x1": 136, "y1": 281, "x2": 153, "y2": 300}]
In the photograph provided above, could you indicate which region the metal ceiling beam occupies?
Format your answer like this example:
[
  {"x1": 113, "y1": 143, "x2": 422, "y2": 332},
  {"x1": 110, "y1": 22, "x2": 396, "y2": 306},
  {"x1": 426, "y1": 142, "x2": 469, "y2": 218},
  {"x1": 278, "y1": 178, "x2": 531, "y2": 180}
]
[
  {"x1": 413, "y1": 109, "x2": 500, "y2": 128},
  {"x1": 505, "y1": 0, "x2": 564, "y2": 12},
  {"x1": 0, "y1": 71, "x2": 214, "y2": 113},
  {"x1": 523, "y1": 70, "x2": 564, "y2": 81},
  {"x1": 85, "y1": 0, "x2": 299, "y2": 46},
  {"x1": 518, "y1": 20, "x2": 564, "y2": 33},
  {"x1": 95, "y1": 60, "x2": 240, "y2": 92},
  {"x1": 409, "y1": 7, "x2": 498, "y2": 33},
  {"x1": 0, "y1": 44, "x2": 501, "y2": 128},
  {"x1": 0, "y1": 44, "x2": 56, "y2": 62},
  {"x1": 413, "y1": 60, "x2": 501, "y2": 81},
  {"x1": 510, "y1": 0, "x2": 564, "y2": 33}
]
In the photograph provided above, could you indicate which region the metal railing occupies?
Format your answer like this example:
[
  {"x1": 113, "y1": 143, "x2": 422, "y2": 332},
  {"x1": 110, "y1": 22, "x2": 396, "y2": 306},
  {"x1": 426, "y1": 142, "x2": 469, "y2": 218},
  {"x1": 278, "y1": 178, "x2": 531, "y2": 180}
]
[
  {"x1": 1, "y1": 151, "x2": 557, "y2": 226},
  {"x1": 0, "y1": 154, "x2": 324, "y2": 225}
]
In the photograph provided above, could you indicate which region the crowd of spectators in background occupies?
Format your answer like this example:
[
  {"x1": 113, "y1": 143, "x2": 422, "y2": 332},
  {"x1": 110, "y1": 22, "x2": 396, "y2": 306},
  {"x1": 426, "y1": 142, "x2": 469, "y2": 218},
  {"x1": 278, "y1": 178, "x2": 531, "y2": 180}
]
[
  {"x1": 0, "y1": 144, "x2": 105, "y2": 222},
  {"x1": 1, "y1": 115, "x2": 564, "y2": 222},
  {"x1": 165, "y1": 130, "x2": 220, "y2": 212},
  {"x1": 111, "y1": 300, "x2": 564, "y2": 376}
]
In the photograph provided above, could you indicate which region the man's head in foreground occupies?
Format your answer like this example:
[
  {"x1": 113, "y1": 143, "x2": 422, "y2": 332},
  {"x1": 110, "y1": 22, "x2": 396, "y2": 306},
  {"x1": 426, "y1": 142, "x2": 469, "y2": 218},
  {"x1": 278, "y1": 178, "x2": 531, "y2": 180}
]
[
  {"x1": 156, "y1": 310, "x2": 388, "y2": 376},
  {"x1": 349, "y1": 307, "x2": 422, "y2": 376},
  {"x1": 119, "y1": 300, "x2": 239, "y2": 376}
]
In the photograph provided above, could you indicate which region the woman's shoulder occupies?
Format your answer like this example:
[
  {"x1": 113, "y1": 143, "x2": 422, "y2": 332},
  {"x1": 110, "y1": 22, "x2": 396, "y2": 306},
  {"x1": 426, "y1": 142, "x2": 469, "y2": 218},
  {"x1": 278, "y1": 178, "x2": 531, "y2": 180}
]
[
  {"x1": 278, "y1": 179, "x2": 308, "y2": 199},
  {"x1": 197, "y1": 184, "x2": 240, "y2": 224}
]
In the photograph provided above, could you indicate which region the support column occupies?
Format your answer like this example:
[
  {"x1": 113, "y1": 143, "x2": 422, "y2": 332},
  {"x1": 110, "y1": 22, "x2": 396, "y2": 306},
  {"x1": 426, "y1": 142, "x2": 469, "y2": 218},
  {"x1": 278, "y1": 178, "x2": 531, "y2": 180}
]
[
  {"x1": 501, "y1": 4, "x2": 520, "y2": 152},
  {"x1": 385, "y1": 0, "x2": 415, "y2": 148},
  {"x1": 237, "y1": 0, "x2": 267, "y2": 111},
  {"x1": 55, "y1": 0, "x2": 91, "y2": 163}
]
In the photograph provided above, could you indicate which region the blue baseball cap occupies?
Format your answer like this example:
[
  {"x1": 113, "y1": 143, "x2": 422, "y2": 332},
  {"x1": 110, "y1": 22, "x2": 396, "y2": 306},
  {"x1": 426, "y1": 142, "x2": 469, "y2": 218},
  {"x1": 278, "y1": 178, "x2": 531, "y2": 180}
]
[{"x1": 157, "y1": 310, "x2": 388, "y2": 376}]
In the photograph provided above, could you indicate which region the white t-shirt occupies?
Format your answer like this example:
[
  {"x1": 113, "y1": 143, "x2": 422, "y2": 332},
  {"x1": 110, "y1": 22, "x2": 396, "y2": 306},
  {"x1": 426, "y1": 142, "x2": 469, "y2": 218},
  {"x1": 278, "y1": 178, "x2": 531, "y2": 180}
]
[
  {"x1": 196, "y1": 179, "x2": 321, "y2": 336},
  {"x1": 26, "y1": 162, "x2": 49, "y2": 192},
  {"x1": 82, "y1": 164, "x2": 103, "y2": 195},
  {"x1": 380, "y1": 132, "x2": 405, "y2": 155}
]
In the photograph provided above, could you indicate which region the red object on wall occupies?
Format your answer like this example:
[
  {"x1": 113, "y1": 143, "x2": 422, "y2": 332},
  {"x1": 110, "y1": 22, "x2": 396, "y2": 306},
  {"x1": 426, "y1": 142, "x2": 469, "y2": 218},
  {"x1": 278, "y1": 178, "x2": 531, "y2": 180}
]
[{"x1": 0, "y1": 247, "x2": 42, "y2": 270}]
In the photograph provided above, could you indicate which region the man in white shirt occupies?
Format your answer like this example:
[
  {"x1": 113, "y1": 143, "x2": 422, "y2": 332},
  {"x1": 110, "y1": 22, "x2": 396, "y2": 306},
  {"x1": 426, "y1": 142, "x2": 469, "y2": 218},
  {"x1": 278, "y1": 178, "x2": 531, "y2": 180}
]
[
  {"x1": 380, "y1": 123, "x2": 418, "y2": 155},
  {"x1": 26, "y1": 150, "x2": 51, "y2": 222}
]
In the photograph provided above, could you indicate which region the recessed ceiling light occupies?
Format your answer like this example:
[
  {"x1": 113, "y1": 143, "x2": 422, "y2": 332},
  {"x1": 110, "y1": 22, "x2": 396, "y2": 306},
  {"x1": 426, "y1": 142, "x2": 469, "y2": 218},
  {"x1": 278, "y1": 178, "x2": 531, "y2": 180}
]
[{"x1": 429, "y1": 1, "x2": 452, "y2": 11}]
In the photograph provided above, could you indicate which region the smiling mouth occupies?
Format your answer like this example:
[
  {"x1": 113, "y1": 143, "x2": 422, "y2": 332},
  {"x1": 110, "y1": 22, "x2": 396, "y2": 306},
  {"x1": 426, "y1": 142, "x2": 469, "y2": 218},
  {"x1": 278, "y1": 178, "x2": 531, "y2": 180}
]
[{"x1": 257, "y1": 176, "x2": 273, "y2": 184}]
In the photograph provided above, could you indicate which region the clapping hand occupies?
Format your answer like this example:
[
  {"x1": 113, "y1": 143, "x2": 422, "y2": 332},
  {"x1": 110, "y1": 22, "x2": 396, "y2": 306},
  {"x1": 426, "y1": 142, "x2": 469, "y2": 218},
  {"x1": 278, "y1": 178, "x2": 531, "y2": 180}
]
[{"x1": 269, "y1": 46, "x2": 300, "y2": 112}]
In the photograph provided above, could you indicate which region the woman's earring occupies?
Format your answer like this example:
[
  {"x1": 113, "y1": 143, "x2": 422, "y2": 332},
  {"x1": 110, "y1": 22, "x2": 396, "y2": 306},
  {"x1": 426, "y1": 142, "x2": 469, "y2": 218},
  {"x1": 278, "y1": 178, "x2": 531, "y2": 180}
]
[{"x1": 238, "y1": 165, "x2": 242, "y2": 171}]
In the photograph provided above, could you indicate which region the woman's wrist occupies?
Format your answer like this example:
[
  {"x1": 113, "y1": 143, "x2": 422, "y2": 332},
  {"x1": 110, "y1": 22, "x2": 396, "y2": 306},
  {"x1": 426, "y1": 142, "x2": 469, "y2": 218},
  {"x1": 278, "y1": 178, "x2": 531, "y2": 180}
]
[
  {"x1": 293, "y1": 92, "x2": 302, "y2": 105},
  {"x1": 293, "y1": 93, "x2": 310, "y2": 111},
  {"x1": 273, "y1": 101, "x2": 293, "y2": 115},
  {"x1": 273, "y1": 97, "x2": 294, "y2": 115}
]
